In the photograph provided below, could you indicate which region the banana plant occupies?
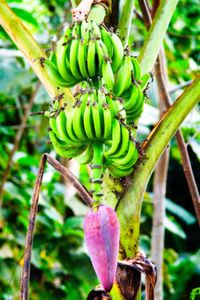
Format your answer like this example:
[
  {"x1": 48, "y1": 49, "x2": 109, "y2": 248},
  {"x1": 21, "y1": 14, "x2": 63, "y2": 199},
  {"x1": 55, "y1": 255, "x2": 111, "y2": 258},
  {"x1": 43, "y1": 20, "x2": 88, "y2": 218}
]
[{"x1": 0, "y1": 0, "x2": 199, "y2": 299}]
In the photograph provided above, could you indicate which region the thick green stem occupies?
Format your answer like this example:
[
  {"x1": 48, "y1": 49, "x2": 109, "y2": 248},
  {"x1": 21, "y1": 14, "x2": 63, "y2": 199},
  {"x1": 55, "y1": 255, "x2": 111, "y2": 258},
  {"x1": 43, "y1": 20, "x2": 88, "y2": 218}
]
[
  {"x1": 0, "y1": 0, "x2": 74, "y2": 106},
  {"x1": 116, "y1": 76, "x2": 200, "y2": 258},
  {"x1": 102, "y1": 171, "x2": 123, "y2": 208},
  {"x1": 87, "y1": 4, "x2": 106, "y2": 23},
  {"x1": 118, "y1": 0, "x2": 135, "y2": 46},
  {"x1": 71, "y1": 0, "x2": 77, "y2": 9},
  {"x1": 91, "y1": 143, "x2": 103, "y2": 206},
  {"x1": 138, "y1": 0, "x2": 179, "y2": 74}
]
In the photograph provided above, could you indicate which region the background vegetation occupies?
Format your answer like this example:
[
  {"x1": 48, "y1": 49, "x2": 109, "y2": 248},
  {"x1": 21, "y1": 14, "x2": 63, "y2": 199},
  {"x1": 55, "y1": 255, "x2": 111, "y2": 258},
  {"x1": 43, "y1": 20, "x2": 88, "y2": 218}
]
[{"x1": 0, "y1": 0, "x2": 199, "y2": 299}]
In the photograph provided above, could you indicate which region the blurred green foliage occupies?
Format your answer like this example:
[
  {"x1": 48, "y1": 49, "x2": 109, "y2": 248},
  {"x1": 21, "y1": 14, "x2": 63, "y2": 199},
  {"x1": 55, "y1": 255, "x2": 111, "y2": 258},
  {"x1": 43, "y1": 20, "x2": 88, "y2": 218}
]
[{"x1": 0, "y1": 0, "x2": 199, "y2": 299}]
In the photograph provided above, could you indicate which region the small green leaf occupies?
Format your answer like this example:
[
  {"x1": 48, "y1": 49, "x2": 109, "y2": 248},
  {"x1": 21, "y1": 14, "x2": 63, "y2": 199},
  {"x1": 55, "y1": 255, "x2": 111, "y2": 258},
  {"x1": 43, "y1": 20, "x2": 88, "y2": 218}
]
[
  {"x1": 17, "y1": 155, "x2": 39, "y2": 167},
  {"x1": 12, "y1": 8, "x2": 39, "y2": 28},
  {"x1": 44, "y1": 207, "x2": 63, "y2": 225},
  {"x1": 165, "y1": 216, "x2": 186, "y2": 239},
  {"x1": 63, "y1": 228, "x2": 84, "y2": 238},
  {"x1": 165, "y1": 198, "x2": 196, "y2": 225},
  {"x1": 63, "y1": 216, "x2": 84, "y2": 229}
]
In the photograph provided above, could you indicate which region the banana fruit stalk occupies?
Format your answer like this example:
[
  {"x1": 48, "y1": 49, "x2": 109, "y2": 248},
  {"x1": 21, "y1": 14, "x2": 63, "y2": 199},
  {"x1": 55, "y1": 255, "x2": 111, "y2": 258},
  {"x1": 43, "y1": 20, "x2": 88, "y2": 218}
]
[{"x1": 84, "y1": 205, "x2": 120, "y2": 292}]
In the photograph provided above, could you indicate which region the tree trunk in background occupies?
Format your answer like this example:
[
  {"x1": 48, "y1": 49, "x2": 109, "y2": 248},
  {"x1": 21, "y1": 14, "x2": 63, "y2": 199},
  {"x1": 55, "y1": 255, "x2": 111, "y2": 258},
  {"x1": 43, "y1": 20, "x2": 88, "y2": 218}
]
[
  {"x1": 151, "y1": 46, "x2": 170, "y2": 300},
  {"x1": 151, "y1": 147, "x2": 169, "y2": 300}
]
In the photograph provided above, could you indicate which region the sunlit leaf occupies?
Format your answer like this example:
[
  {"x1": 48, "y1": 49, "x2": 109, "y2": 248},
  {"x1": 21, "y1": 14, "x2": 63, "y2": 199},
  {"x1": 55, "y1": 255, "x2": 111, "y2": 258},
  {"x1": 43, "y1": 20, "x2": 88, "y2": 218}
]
[
  {"x1": 12, "y1": 8, "x2": 39, "y2": 28},
  {"x1": 165, "y1": 198, "x2": 196, "y2": 225},
  {"x1": 43, "y1": 207, "x2": 63, "y2": 225},
  {"x1": 165, "y1": 216, "x2": 186, "y2": 239}
]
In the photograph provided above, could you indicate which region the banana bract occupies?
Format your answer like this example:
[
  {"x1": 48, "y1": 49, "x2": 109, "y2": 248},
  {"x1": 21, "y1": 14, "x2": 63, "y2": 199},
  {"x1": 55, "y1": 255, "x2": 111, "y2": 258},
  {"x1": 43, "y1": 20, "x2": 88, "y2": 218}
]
[{"x1": 84, "y1": 204, "x2": 120, "y2": 292}]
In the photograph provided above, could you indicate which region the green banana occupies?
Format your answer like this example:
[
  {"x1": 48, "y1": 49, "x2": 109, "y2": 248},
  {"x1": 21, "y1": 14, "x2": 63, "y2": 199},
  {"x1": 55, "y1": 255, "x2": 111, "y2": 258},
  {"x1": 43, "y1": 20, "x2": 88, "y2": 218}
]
[
  {"x1": 100, "y1": 25, "x2": 114, "y2": 59},
  {"x1": 69, "y1": 23, "x2": 82, "y2": 79},
  {"x1": 105, "y1": 96, "x2": 118, "y2": 118},
  {"x1": 109, "y1": 125, "x2": 130, "y2": 158},
  {"x1": 49, "y1": 131, "x2": 86, "y2": 158},
  {"x1": 110, "y1": 32, "x2": 124, "y2": 72},
  {"x1": 49, "y1": 114, "x2": 58, "y2": 134},
  {"x1": 55, "y1": 26, "x2": 76, "y2": 84},
  {"x1": 66, "y1": 110, "x2": 81, "y2": 143},
  {"x1": 103, "y1": 105, "x2": 112, "y2": 140},
  {"x1": 107, "y1": 164, "x2": 133, "y2": 178},
  {"x1": 95, "y1": 39, "x2": 108, "y2": 74},
  {"x1": 102, "y1": 61, "x2": 115, "y2": 91},
  {"x1": 55, "y1": 110, "x2": 80, "y2": 146},
  {"x1": 77, "y1": 19, "x2": 91, "y2": 79},
  {"x1": 77, "y1": 38, "x2": 89, "y2": 79},
  {"x1": 140, "y1": 73, "x2": 151, "y2": 90},
  {"x1": 131, "y1": 57, "x2": 141, "y2": 81},
  {"x1": 104, "y1": 119, "x2": 121, "y2": 157},
  {"x1": 126, "y1": 104, "x2": 144, "y2": 123},
  {"x1": 123, "y1": 85, "x2": 138, "y2": 111},
  {"x1": 87, "y1": 38, "x2": 96, "y2": 78},
  {"x1": 44, "y1": 59, "x2": 77, "y2": 87},
  {"x1": 128, "y1": 85, "x2": 144, "y2": 114},
  {"x1": 126, "y1": 101, "x2": 145, "y2": 123},
  {"x1": 76, "y1": 144, "x2": 94, "y2": 164},
  {"x1": 83, "y1": 102, "x2": 95, "y2": 140},
  {"x1": 125, "y1": 88, "x2": 145, "y2": 122},
  {"x1": 114, "y1": 55, "x2": 133, "y2": 96},
  {"x1": 91, "y1": 102, "x2": 103, "y2": 139},
  {"x1": 111, "y1": 140, "x2": 138, "y2": 167},
  {"x1": 73, "y1": 104, "x2": 88, "y2": 141},
  {"x1": 49, "y1": 51, "x2": 57, "y2": 66},
  {"x1": 56, "y1": 37, "x2": 76, "y2": 83}
]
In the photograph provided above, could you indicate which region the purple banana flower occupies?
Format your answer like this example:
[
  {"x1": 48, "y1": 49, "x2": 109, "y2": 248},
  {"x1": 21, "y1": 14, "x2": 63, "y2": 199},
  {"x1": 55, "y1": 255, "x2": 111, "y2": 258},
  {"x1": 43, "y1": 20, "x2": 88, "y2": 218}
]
[{"x1": 84, "y1": 204, "x2": 120, "y2": 292}]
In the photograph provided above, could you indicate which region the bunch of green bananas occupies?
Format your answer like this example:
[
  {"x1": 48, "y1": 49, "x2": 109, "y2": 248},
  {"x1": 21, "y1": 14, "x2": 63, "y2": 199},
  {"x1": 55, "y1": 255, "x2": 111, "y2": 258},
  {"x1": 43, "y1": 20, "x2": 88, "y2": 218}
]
[
  {"x1": 121, "y1": 71, "x2": 150, "y2": 124},
  {"x1": 45, "y1": 86, "x2": 139, "y2": 200},
  {"x1": 44, "y1": 18, "x2": 151, "y2": 203},
  {"x1": 44, "y1": 20, "x2": 124, "y2": 90}
]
